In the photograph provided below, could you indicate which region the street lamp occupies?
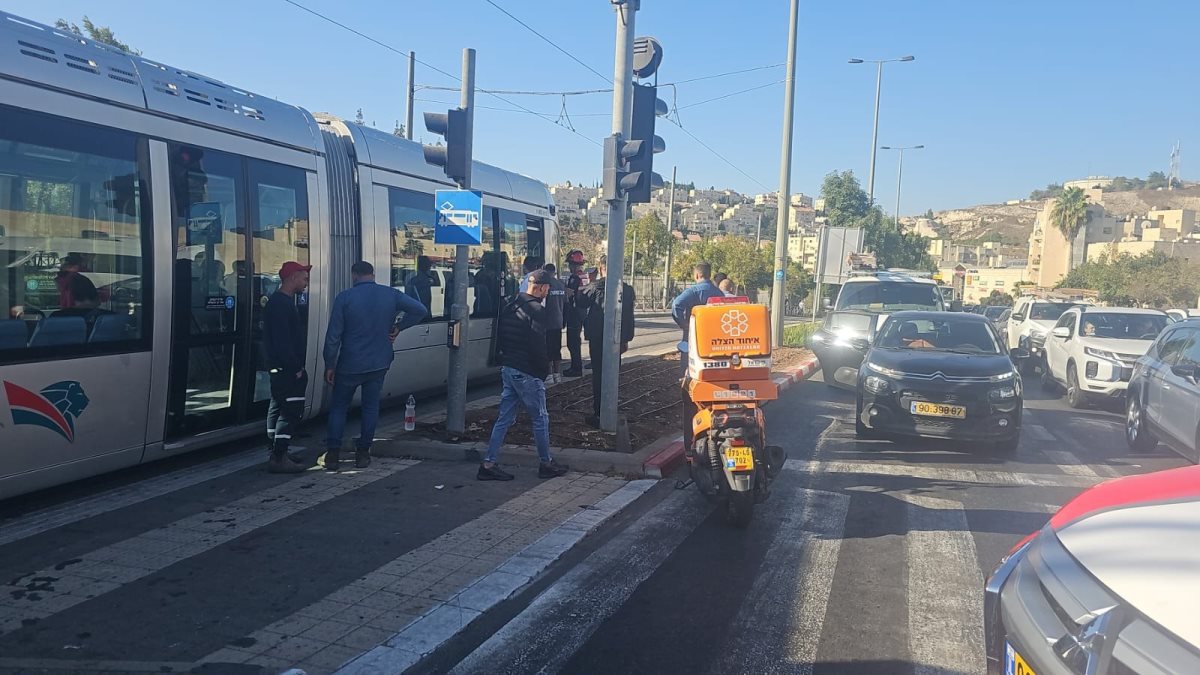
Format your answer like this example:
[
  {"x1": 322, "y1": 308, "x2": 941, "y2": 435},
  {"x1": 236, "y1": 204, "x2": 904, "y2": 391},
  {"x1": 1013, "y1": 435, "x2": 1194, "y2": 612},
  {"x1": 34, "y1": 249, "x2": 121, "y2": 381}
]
[
  {"x1": 880, "y1": 144, "x2": 924, "y2": 226},
  {"x1": 849, "y1": 55, "x2": 915, "y2": 205}
]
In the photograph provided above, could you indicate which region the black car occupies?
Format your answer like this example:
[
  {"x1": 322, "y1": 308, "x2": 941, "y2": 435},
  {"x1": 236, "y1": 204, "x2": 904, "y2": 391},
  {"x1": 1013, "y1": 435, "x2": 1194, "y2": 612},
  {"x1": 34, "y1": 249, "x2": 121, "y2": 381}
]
[{"x1": 855, "y1": 311, "x2": 1026, "y2": 451}]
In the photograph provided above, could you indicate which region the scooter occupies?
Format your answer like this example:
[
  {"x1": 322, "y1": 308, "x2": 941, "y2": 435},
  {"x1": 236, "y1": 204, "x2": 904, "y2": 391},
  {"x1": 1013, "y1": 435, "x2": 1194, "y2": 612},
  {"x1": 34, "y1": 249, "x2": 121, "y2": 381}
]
[{"x1": 682, "y1": 297, "x2": 785, "y2": 527}]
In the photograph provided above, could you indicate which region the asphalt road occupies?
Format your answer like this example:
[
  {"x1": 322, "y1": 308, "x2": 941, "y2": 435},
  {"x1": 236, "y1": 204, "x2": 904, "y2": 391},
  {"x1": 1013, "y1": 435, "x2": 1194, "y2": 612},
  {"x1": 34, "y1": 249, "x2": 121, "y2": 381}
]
[{"x1": 421, "y1": 371, "x2": 1192, "y2": 675}]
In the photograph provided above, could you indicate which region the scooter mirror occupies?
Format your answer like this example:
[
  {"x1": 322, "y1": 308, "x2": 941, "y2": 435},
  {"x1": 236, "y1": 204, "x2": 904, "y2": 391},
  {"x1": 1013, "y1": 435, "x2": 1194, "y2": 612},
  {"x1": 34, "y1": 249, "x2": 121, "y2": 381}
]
[{"x1": 677, "y1": 341, "x2": 689, "y2": 353}]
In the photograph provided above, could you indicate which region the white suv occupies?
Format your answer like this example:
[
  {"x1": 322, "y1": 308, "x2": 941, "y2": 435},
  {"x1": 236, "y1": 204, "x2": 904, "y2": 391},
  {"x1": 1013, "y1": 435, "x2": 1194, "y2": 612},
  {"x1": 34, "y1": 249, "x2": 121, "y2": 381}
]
[
  {"x1": 1006, "y1": 298, "x2": 1076, "y2": 372},
  {"x1": 1043, "y1": 306, "x2": 1170, "y2": 408}
]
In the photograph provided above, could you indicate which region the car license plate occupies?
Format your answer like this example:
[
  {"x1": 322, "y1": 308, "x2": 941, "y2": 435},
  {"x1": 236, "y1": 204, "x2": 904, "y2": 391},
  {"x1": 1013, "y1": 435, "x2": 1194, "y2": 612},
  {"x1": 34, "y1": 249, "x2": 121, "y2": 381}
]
[
  {"x1": 910, "y1": 401, "x2": 967, "y2": 418},
  {"x1": 723, "y1": 446, "x2": 753, "y2": 471},
  {"x1": 1005, "y1": 641, "x2": 1035, "y2": 675}
]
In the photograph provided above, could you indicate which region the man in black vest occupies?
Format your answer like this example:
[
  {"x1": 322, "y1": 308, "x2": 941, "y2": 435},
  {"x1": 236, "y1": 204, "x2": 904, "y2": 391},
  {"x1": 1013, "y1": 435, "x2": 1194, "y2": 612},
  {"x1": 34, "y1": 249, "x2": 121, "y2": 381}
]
[
  {"x1": 479, "y1": 269, "x2": 570, "y2": 481},
  {"x1": 576, "y1": 255, "x2": 636, "y2": 427}
]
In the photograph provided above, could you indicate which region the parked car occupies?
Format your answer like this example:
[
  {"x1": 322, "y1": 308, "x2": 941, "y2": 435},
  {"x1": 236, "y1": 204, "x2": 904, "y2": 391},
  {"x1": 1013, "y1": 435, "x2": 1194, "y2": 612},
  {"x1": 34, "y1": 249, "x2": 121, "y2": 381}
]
[
  {"x1": 985, "y1": 464, "x2": 1200, "y2": 675},
  {"x1": 1006, "y1": 298, "x2": 1076, "y2": 373},
  {"x1": 854, "y1": 311, "x2": 1025, "y2": 451},
  {"x1": 982, "y1": 305, "x2": 1009, "y2": 322},
  {"x1": 1125, "y1": 319, "x2": 1200, "y2": 463},
  {"x1": 1043, "y1": 306, "x2": 1170, "y2": 409},
  {"x1": 809, "y1": 272, "x2": 944, "y2": 386},
  {"x1": 1166, "y1": 308, "x2": 1200, "y2": 323}
]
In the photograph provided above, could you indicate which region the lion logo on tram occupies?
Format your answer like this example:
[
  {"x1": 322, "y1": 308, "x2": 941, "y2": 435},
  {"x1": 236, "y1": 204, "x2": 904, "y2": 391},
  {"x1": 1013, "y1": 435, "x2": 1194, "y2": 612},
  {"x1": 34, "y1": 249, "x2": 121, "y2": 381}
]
[{"x1": 3, "y1": 380, "x2": 90, "y2": 443}]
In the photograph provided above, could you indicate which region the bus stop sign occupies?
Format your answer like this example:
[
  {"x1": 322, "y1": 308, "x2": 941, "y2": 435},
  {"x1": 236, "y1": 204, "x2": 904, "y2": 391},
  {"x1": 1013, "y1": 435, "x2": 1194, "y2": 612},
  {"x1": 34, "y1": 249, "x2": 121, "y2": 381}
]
[{"x1": 434, "y1": 190, "x2": 483, "y2": 246}]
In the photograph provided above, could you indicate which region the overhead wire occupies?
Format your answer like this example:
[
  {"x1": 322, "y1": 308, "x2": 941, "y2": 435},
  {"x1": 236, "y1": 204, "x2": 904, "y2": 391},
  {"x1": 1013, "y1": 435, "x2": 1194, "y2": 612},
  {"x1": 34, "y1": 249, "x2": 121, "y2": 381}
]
[
  {"x1": 280, "y1": 0, "x2": 600, "y2": 146},
  {"x1": 483, "y1": 0, "x2": 612, "y2": 85}
]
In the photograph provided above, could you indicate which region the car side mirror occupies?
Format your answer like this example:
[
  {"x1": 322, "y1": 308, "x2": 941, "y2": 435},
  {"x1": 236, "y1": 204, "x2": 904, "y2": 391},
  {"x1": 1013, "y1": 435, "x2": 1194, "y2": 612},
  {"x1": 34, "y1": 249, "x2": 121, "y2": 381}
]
[
  {"x1": 1010, "y1": 347, "x2": 1030, "y2": 361},
  {"x1": 1011, "y1": 314, "x2": 1025, "y2": 322},
  {"x1": 1052, "y1": 326, "x2": 1072, "y2": 339},
  {"x1": 1171, "y1": 364, "x2": 1200, "y2": 384}
]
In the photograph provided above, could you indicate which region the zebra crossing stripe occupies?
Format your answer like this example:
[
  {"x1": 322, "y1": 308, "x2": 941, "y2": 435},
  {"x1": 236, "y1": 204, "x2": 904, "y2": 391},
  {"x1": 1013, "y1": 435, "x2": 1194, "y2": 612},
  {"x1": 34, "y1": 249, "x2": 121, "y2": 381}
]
[
  {"x1": 783, "y1": 459, "x2": 1104, "y2": 488},
  {"x1": 900, "y1": 493, "x2": 986, "y2": 675}
]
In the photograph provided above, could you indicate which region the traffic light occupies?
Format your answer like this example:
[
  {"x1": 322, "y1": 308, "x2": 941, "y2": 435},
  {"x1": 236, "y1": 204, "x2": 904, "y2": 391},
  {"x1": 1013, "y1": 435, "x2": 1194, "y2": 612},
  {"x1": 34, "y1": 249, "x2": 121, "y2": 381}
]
[
  {"x1": 423, "y1": 108, "x2": 468, "y2": 185},
  {"x1": 603, "y1": 85, "x2": 666, "y2": 204}
]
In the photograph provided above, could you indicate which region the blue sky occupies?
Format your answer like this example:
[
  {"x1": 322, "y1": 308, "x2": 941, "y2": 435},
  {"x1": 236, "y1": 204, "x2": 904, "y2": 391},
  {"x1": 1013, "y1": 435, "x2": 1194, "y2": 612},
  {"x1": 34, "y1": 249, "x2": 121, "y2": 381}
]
[{"x1": 13, "y1": 1, "x2": 1198, "y2": 213}]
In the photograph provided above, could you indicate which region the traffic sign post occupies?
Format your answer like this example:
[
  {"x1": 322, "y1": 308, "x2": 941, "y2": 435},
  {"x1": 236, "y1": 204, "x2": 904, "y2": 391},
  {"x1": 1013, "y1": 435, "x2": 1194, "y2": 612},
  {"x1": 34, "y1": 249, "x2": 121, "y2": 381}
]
[{"x1": 434, "y1": 190, "x2": 483, "y2": 246}]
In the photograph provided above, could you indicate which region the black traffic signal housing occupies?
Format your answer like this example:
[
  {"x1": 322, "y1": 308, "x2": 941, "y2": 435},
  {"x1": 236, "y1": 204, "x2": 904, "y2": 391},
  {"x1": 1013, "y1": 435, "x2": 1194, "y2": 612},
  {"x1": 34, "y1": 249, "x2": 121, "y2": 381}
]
[
  {"x1": 423, "y1": 108, "x2": 468, "y2": 185},
  {"x1": 612, "y1": 83, "x2": 666, "y2": 204}
]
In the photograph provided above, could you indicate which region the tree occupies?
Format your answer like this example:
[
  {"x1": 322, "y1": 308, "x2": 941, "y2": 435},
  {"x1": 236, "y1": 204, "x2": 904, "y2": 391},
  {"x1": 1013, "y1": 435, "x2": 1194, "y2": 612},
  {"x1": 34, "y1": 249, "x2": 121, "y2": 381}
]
[
  {"x1": 1146, "y1": 171, "x2": 1169, "y2": 190},
  {"x1": 1060, "y1": 251, "x2": 1200, "y2": 307},
  {"x1": 671, "y1": 237, "x2": 772, "y2": 292},
  {"x1": 819, "y1": 171, "x2": 870, "y2": 228},
  {"x1": 1050, "y1": 186, "x2": 1088, "y2": 271},
  {"x1": 981, "y1": 290, "x2": 1013, "y2": 306},
  {"x1": 784, "y1": 260, "x2": 812, "y2": 307},
  {"x1": 55, "y1": 17, "x2": 140, "y2": 54},
  {"x1": 624, "y1": 212, "x2": 671, "y2": 276},
  {"x1": 1029, "y1": 183, "x2": 1064, "y2": 200},
  {"x1": 817, "y1": 170, "x2": 933, "y2": 271}
]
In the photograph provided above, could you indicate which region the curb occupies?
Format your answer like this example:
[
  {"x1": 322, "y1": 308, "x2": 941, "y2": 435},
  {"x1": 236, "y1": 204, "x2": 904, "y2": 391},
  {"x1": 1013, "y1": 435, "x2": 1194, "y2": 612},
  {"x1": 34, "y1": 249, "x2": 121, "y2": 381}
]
[{"x1": 641, "y1": 353, "x2": 822, "y2": 479}]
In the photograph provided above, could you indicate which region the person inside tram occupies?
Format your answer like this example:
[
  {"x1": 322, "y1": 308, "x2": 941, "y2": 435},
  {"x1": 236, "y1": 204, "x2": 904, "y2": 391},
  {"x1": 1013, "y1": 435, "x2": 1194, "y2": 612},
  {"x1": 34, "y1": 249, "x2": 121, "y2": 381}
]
[
  {"x1": 55, "y1": 253, "x2": 85, "y2": 308},
  {"x1": 54, "y1": 274, "x2": 112, "y2": 329},
  {"x1": 405, "y1": 255, "x2": 434, "y2": 318}
]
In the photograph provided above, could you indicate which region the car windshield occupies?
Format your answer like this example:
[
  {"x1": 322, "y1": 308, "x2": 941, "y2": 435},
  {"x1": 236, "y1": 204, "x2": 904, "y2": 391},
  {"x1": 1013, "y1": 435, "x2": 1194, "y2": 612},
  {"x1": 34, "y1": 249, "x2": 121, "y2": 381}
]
[
  {"x1": 877, "y1": 317, "x2": 1001, "y2": 354},
  {"x1": 1029, "y1": 302, "x2": 1074, "y2": 321},
  {"x1": 1079, "y1": 313, "x2": 1169, "y2": 340},
  {"x1": 834, "y1": 281, "x2": 942, "y2": 312},
  {"x1": 825, "y1": 311, "x2": 873, "y2": 333},
  {"x1": 983, "y1": 306, "x2": 1008, "y2": 320}
]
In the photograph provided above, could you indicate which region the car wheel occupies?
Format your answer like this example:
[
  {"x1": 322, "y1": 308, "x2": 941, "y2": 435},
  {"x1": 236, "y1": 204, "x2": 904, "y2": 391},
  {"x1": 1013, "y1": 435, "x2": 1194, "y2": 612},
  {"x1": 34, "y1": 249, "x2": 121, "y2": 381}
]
[
  {"x1": 1041, "y1": 368, "x2": 1059, "y2": 393},
  {"x1": 993, "y1": 433, "x2": 1020, "y2": 454},
  {"x1": 1125, "y1": 395, "x2": 1158, "y2": 453},
  {"x1": 1066, "y1": 364, "x2": 1089, "y2": 409}
]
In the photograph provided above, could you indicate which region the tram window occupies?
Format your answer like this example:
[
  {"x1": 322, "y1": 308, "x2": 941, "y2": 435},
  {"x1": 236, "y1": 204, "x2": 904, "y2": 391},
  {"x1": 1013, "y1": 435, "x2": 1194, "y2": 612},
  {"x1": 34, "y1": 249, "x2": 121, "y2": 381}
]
[
  {"x1": 0, "y1": 106, "x2": 150, "y2": 362},
  {"x1": 388, "y1": 186, "x2": 486, "y2": 321},
  {"x1": 499, "y1": 209, "x2": 530, "y2": 299}
]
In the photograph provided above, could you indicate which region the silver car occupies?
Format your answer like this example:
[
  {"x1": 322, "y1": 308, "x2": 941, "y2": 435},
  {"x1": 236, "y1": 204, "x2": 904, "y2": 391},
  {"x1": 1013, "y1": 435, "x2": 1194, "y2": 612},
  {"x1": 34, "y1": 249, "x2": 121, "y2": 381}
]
[{"x1": 1125, "y1": 319, "x2": 1200, "y2": 463}]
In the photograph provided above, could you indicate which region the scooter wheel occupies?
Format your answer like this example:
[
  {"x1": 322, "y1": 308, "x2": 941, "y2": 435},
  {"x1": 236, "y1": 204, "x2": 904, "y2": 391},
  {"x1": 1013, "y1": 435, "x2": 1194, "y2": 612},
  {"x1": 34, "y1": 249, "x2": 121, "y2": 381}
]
[{"x1": 726, "y1": 491, "x2": 755, "y2": 528}]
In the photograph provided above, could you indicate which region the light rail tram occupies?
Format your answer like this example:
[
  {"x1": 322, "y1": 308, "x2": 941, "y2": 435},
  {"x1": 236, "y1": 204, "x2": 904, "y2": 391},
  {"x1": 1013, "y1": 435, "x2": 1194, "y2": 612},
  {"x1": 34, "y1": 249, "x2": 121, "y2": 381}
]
[{"x1": 0, "y1": 10, "x2": 557, "y2": 498}]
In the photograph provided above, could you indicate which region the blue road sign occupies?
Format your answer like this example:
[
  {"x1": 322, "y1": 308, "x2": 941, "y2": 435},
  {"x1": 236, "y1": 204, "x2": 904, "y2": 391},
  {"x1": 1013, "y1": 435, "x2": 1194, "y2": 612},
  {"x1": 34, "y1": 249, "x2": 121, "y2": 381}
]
[{"x1": 434, "y1": 190, "x2": 484, "y2": 246}]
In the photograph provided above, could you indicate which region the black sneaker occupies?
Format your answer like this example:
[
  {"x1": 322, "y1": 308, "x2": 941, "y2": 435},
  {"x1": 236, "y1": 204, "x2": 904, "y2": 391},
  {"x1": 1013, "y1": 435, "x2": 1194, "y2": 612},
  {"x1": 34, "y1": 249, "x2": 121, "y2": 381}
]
[
  {"x1": 323, "y1": 449, "x2": 341, "y2": 472},
  {"x1": 355, "y1": 449, "x2": 372, "y2": 469},
  {"x1": 539, "y1": 460, "x2": 570, "y2": 479},
  {"x1": 477, "y1": 463, "x2": 515, "y2": 481},
  {"x1": 586, "y1": 415, "x2": 601, "y2": 428},
  {"x1": 562, "y1": 368, "x2": 583, "y2": 378}
]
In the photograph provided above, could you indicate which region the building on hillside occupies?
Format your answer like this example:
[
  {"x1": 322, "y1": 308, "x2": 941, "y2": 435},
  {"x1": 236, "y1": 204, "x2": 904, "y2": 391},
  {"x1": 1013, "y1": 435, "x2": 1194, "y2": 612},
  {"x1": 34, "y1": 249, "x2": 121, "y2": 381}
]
[
  {"x1": 680, "y1": 201, "x2": 720, "y2": 232},
  {"x1": 938, "y1": 265, "x2": 1029, "y2": 304},
  {"x1": 906, "y1": 217, "x2": 940, "y2": 239},
  {"x1": 787, "y1": 231, "x2": 820, "y2": 272},
  {"x1": 1027, "y1": 199, "x2": 1121, "y2": 287},
  {"x1": 549, "y1": 184, "x2": 599, "y2": 223},
  {"x1": 753, "y1": 192, "x2": 811, "y2": 211},
  {"x1": 789, "y1": 204, "x2": 816, "y2": 233},
  {"x1": 1064, "y1": 176, "x2": 1115, "y2": 191},
  {"x1": 1083, "y1": 208, "x2": 1200, "y2": 264}
]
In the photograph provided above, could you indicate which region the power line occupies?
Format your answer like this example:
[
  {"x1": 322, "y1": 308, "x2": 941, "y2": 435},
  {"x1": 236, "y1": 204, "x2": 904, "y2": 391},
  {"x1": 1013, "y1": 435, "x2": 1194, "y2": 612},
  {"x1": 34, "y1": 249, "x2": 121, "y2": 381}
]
[
  {"x1": 483, "y1": 0, "x2": 612, "y2": 85},
  {"x1": 667, "y1": 63, "x2": 786, "y2": 85},
  {"x1": 280, "y1": 0, "x2": 599, "y2": 146},
  {"x1": 418, "y1": 85, "x2": 610, "y2": 96},
  {"x1": 678, "y1": 80, "x2": 783, "y2": 110},
  {"x1": 665, "y1": 117, "x2": 772, "y2": 192}
]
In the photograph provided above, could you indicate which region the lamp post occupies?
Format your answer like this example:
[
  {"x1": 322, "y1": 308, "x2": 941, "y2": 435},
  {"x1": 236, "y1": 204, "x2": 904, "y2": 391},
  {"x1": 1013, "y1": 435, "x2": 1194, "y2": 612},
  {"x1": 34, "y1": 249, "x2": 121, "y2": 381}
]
[
  {"x1": 880, "y1": 144, "x2": 924, "y2": 225},
  {"x1": 848, "y1": 55, "x2": 915, "y2": 204}
]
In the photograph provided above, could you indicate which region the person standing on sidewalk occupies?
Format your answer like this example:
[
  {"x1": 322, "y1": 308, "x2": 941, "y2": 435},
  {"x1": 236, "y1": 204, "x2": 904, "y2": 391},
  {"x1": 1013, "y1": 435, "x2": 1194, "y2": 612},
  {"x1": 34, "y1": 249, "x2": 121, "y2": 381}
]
[
  {"x1": 322, "y1": 261, "x2": 428, "y2": 471},
  {"x1": 576, "y1": 256, "x2": 636, "y2": 427},
  {"x1": 541, "y1": 262, "x2": 567, "y2": 384},
  {"x1": 263, "y1": 261, "x2": 312, "y2": 474},
  {"x1": 671, "y1": 261, "x2": 724, "y2": 341},
  {"x1": 562, "y1": 250, "x2": 587, "y2": 377},
  {"x1": 480, "y1": 269, "x2": 570, "y2": 481}
]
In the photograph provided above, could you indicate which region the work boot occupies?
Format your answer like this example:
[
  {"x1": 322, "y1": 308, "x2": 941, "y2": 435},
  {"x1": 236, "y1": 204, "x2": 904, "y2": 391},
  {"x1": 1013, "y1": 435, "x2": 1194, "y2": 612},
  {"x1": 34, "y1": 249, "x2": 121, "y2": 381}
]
[
  {"x1": 324, "y1": 448, "x2": 341, "y2": 472},
  {"x1": 355, "y1": 448, "x2": 372, "y2": 469},
  {"x1": 267, "y1": 449, "x2": 305, "y2": 474}
]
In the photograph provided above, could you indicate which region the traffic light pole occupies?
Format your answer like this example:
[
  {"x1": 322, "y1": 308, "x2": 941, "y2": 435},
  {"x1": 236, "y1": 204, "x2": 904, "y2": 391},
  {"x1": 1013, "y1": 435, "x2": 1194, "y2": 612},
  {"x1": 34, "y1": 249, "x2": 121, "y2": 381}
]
[
  {"x1": 600, "y1": 0, "x2": 637, "y2": 433},
  {"x1": 446, "y1": 48, "x2": 475, "y2": 436},
  {"x1": 404, "y1": 51, "x2": 415, "y2": 141},
  {"x1": 770, "y1": 0, "x2": 799, "y2": 348}
]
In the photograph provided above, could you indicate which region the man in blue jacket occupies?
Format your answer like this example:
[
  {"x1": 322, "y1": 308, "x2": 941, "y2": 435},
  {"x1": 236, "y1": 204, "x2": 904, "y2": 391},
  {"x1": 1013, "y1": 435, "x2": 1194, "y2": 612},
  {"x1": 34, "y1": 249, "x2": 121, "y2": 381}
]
[
  {"x1": 671, "y1": 261, "x2": 723, "y2": 340},
  {"x1": 323, "y1": 260, "x2": 428, "y2": 471}
]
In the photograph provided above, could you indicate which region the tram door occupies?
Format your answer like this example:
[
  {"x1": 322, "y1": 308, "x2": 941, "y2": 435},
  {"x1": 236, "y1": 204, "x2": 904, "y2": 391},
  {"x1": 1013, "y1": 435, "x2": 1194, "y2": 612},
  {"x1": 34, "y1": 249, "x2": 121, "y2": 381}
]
[{"x1": 165, "y1": 145, "x2": 310, "y2": 439}]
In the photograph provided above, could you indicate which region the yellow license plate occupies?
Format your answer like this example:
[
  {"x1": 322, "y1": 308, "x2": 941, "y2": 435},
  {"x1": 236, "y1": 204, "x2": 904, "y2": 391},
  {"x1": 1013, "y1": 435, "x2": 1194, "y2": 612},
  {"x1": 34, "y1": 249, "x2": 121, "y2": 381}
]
[
  {"x1": 910, "y1": 401, "x2": 967, "y2": 418},
  {"x1": 723, "y1": 446, "x2": 754, "y2": 471},
  {"x1": 1005, "y1": 641, "x2": 1036, "y2": 675}
]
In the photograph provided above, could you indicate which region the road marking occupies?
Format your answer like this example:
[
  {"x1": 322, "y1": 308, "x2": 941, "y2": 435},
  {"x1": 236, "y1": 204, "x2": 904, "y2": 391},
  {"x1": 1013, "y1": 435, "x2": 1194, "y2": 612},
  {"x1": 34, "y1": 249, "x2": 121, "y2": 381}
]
[
  {"x1": 900, "y1": 493, "x2": 986, "y2": 675},
  {"x1": 783, "y1": 459, "x2": 1104, "y2": 488},
  {"x1": 1042, "y1": 449, "x2": 1103, "y2": 478},
  {"x1": 0, "y1": 451, "x2": 264, "y2": 547},
  {"x1": 331, "y1": 477, "x2": 655, "y2": 675},
  {"x1": 1025, "y1": 424, "x2": 1056, "y2": 443},
  {"x1": 710, "y1": 484, "x2": 850, "y2": 674},
  {"x1": 0, "y1": 459, "x2": 419, "y2": 636},
  {"x1": 448, "y1": 487, "x2": 712, "y2": 675}
]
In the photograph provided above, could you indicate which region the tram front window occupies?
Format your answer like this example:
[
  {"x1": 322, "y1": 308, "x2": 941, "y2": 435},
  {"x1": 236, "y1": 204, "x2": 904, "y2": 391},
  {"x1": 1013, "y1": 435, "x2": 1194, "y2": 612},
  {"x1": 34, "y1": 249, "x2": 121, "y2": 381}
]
[{"x1": 0, "y1": 106, "x2": 149, "y2": 358}]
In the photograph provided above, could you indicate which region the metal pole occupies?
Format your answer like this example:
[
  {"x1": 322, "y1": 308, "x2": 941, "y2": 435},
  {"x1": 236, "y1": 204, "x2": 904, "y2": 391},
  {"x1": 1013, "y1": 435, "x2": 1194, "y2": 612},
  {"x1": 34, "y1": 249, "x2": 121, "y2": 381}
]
[
  {"x1": 867, "y1": 61, "x2": 882, "y2": 204},
  {"x1": 812, "y1": 225, "x2": 826, "y2": 324},
  {"x1": 662, "y1": 165, "x2": 677, "y2": 309},
  {"x1": 771, "y1": 0, "x2": 800, "y2": 348},
  {"x1": 756, "y1": 211, "x2": 763, "y2": 249},
  {"x1": 631, "y1": 231, "x2": 637, "y2": 280},
  {"x1": 404, "y1": 51, "x2": 415, "y2": 140},
  {"x1": 445, "y1": 48, "x2": 475, "y2": 436},
  {"x1": 895, "y1": 148, "x2": 904, "y2": 226},
  {"x1": 601, "y1": 0, "x2": 636, "y2": 432}
]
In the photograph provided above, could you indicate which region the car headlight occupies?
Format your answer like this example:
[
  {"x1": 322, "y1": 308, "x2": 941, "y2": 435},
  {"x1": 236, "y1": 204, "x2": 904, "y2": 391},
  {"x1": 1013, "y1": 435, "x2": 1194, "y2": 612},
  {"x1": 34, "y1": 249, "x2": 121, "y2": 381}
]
[
  {"x1": 866, "y1": 361, "x2": 904, "y2": 378},
  {"x1": 864, "y1": 375, "x2": 892, "y2": 394},
  {"x1": 1030, "y1": 328, "x2": 1047, "y2": 339},
  {"x1": 989, "y1": 385, "x2": 1017, "y2": 401},
  {"x1": 988, "y1": 370, "x2": 1015, "y2": 382},
  {"x1": 1085, "y1": 346, "x2": 1120, "y2": 361}
]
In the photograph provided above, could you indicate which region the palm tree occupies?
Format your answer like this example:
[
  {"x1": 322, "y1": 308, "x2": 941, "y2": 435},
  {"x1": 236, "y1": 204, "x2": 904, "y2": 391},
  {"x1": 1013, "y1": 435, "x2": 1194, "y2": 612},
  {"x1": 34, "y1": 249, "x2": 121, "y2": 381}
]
[{"x1": 1050, "y1": 187, "x2": 1088, "y2": 271}]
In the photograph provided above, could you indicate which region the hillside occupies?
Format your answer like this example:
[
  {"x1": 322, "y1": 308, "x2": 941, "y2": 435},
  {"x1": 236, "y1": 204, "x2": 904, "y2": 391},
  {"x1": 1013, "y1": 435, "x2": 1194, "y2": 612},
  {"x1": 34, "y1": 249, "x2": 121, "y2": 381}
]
[{"x1": 905, "y1": 185, "x2": 1200, "y2": 245}]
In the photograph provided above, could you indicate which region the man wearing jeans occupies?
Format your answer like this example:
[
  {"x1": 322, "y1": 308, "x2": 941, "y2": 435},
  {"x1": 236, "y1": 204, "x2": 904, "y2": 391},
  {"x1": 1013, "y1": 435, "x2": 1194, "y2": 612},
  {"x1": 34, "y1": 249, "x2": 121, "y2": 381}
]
[
  {"x1": 322, "y1": 261, "x2": 427, "y2": 471},
  {"x1": 479, "y1": 269, "x2": 570, "y2": 481}
]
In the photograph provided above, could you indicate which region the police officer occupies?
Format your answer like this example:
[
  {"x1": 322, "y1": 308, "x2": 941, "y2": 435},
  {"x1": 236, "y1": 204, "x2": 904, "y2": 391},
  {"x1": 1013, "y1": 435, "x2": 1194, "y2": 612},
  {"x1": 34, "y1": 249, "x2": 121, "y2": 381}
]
[{"x1": 562, "y1": 250, "x2": 587, "y2": 377}]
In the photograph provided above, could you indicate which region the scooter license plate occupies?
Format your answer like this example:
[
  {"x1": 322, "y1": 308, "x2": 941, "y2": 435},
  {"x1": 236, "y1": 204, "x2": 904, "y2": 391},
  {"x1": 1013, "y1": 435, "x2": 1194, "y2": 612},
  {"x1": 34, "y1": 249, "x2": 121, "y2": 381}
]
[{"x1": 723, "y1": 446, "x2": 754, "y2": 471}]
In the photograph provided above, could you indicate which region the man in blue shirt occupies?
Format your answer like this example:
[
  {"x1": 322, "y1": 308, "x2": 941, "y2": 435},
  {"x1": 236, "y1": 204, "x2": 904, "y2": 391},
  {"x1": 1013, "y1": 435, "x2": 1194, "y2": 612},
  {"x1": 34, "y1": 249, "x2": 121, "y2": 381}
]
[
  {"x1": 671, "y1": 261, "x2": 724, "y2": 340},
  {"x1": 322, "y1": 260, "x2": 428, "y2": 471}
]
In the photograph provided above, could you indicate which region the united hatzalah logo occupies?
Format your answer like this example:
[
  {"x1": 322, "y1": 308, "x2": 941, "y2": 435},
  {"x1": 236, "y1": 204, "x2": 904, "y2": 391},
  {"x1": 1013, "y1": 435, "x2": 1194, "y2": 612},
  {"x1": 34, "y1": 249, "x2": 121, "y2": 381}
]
[{"x1": 720, "y1": 309, "x2": 749, "y2": 337}]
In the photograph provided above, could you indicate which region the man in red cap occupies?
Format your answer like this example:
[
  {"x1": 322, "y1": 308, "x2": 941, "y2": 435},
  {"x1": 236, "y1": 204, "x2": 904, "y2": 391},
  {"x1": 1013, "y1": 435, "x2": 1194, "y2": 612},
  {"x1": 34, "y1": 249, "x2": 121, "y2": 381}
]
[{"x1": 263, "y1": 260, "x2": 312, "y2": 473}]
